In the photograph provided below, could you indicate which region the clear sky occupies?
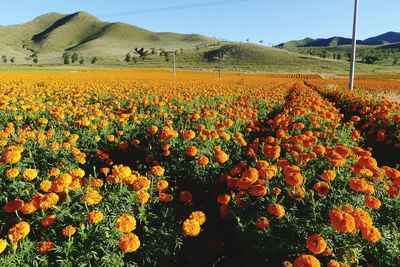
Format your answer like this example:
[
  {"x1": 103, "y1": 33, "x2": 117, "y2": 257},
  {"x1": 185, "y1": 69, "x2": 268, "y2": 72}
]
[{"x1": 1, "y1": 0, "x2": 399, "y2": 45}]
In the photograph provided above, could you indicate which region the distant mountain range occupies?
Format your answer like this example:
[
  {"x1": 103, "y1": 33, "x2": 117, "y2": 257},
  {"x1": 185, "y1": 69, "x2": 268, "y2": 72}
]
[{"x1": 276, "y1": 31, "x2": 400, "y2": 49}]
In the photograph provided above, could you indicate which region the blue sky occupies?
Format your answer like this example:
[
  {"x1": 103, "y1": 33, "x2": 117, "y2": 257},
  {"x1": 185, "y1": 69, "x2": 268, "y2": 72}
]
[{"x1": 1, "y1": 0, "x2": 399, "y2": 45}]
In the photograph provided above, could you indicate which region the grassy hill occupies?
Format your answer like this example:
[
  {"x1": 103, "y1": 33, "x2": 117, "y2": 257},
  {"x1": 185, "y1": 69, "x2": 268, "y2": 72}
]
[{"x1": 0, "y1": 11, "x2": 399, "y2": 73}]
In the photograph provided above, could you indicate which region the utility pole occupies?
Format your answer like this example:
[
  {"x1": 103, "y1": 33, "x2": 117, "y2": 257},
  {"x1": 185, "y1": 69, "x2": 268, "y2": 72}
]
[{"x1": 349, "y1": 0, "x2": 359, "y2": 90}]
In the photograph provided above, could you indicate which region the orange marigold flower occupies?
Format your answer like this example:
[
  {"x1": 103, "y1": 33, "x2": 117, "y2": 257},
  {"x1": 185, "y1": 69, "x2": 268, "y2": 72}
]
[
  {"x1": 321, "y1": 170, "x2": 336, "y2": 181},
  {"x1": 148, "y1": 125, "x2": 158, "y2": 135},
  {"x1": 350, "y1": 208, "x2": 373, "y2": 230},
  {"x1": 197, "y1": 155, "x2": 209, "y2": 166},
  {"x1": 182, "y1": 219, "x2": 201, "y2": 237},
  {"x1": 87, "y1": 210, "x2": 104, "y2": 224},
  {"x1": 250, "y1": 184, "x2": 267, "y2": 197},
  {"x1": 364, "y1": 196, "x2": 381, "y2": 210},
  {"x1": 61, "y1": 225, "x2": 76, "y2": 237},
  {"x1": 116, "y1": 214, "x2": 136, "y2": 233},
  {"x1": 268, "y1": 204, "x2": 285, "y2": 218},
  {"x1": 327, "y1": 260, "x2": 340, "y2": 267},
  {"x1": 313, "y1": 181, "x2": 330, "y2": 196},
  {"x1": 37, "y1": 241, "x2": 54, "y2": 255},
  {"x1": 119, "y1": 232, "x2": 140, "y2": 253},
  {"x1": 264, "y1": 144, "x2": 281, "y2": 160},
  {"x1": 329, "y1": 208, "x2": 355, "y2": 233},
  {"x1": 159, "y1": 192, "x2": 173, "y2": 202},
  {"x1": 242, "y1": 167, "x2": 259, "y2": 183},
  {"x1": 293, "y1": 254, "x2": 321, "y2": 267},
  {"x1": 361, "y1": 226, "x2": 381, "y2": 243},
  {"x1": 306, "y1": 234, "x2": 327, "y2": 254},
  {"x1": 217, "y1": 194, "x2": 231, "y2": 205},
  {"x1": 285, "y1": 172, "x2": 304, "y2": 187},
  {"x1": 8, "y1": 221, "x2": 30, "y2": 242},
  {"x1": 186, "y1": 146, "x2": 198, "y2": 157},
  {"x1": 41, "y1": 214, "x2": 57, "y2": 227},
  {"x1": 349, "y1": 178, "x2": 370, "y2": 193},
  {"x1": 189, "y1": 211, "x2": 206, "y2": 225},
  {"x1": 183, "y1": 130, "x2": 196, "y2": 140},
  {"x1": 255, "y1": 216, "x2": 270, "y2": 229}
]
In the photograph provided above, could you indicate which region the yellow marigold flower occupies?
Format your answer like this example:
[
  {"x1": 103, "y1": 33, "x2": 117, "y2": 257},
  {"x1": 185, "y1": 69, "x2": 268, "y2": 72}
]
[
  {"x1": 8, "y1": 221, "x2": 30, "y2": 242},
  {"x1": 70, "y1": 168, "x2": 85, "y2": 178},
  {"x1": 5, "y1": 168, "x2": 19, "y2": 179},
  {"x1": 119, "y1": 232, "x2": 140, "y2": 253},
  {"x1": 115, "y1": 213, "x2": 136, "y2": 233},
  {"x1": 51, "y1": 173, "x2": 73, "y2": 193},
  {"x1": 87, "y1": 210, "x2": 104, "y2": 224},
  {"x1": 189, "y1": 211, "x2": 206, "y2": 225},
  {"x1": 151, "y1": 166, "x2": 165, "y2": 176},
  {"x1": 182, "y1": 219, "x2": 201, "y2": 237},
  {"x1": 155, "y1": 180, "x2": 169, "y2": 191},
  {"x1": 3, "y1": 150, "x2": 21, "y2": 164},
  {"x1": 111, "y1": 164, "x2": 131, "y2": 182},
  {"x1": 40, "y1": 180, "x2": 52, "y2": 192},
  {"x1": 22, "y1": 168, "x2": 38, "y2": 181},
  {"x1": 61, "y1": 225, "x2": 76, "y2": 237},
  {"x1": 136, "y1": 190, "x2": 150, "y2": 204},
  {"x1": 37, "y1": 241, "x2": 54, "y2": 255},
  {"x1": 0, "y1": 239, "x2": 7, "y2": 254},
  {"x1": 82, "y1": 187, "x2": 103, "y2": 206}
]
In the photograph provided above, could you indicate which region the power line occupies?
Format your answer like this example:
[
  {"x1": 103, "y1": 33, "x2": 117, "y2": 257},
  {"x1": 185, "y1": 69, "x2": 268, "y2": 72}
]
[{"x1": 98, "y1": 0, "x2": 249, "y2": 19}]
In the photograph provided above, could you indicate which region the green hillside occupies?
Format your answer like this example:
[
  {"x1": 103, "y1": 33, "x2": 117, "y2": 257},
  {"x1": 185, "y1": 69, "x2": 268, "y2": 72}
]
[{"x1": 0, "y1": 11, "x2": 399, "y2": 73}]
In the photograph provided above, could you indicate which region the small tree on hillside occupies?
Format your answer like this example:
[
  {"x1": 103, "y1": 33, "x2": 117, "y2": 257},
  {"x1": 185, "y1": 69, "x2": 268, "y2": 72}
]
[
  {"x1": 71, "y1": 52, "x2": 79, "y2": 63},
  {"x1": 2, "y1": 56, "x2": 7, "y2": 63},
  {"x1": 125, "y1": 53, "x2": 132, "y2": 63},
  {"x1": 10, "y1": 57, "x2": 15, "y2": 63},
  {"x1": 79, "y1": 57, "x2": 85, "y2": 64},
  {"x1": 160, "y1": 49, "x2": 171, "y2": 62},
  {"x1": 63, "y1": 53, "x2": 71, "y2": 64},
  {"x1": 91, "y1": 57, "x2": 98, "y2": 64},
  {"x1": 31, "y1": 52, "x2": 39, "y2": 64}
]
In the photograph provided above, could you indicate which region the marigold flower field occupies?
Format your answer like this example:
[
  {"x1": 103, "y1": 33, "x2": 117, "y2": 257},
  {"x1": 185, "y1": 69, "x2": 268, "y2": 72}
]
[{"x1": 0, "y1": 70, "x2": 399, "y2": 267}]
